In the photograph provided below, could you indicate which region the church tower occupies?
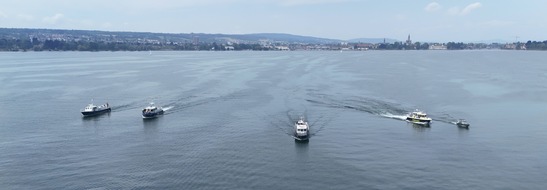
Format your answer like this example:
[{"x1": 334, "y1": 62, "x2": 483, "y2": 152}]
[{"x1": 406, "y1": 34, "x2": 412, "y2": 45}]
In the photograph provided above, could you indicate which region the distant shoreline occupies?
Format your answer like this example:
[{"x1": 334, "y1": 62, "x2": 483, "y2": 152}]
[
  {"x1": 1, "y1": 28, "x2": 545, "y2": 51},
  {"x1": 0, "y1": 49, "x2": 536, "y2": 52}
]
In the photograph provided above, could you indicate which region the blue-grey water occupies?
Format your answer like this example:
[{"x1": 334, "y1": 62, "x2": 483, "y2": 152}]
[{"x1": 1, "y1": 51, "x2": 546, "y2": 189}]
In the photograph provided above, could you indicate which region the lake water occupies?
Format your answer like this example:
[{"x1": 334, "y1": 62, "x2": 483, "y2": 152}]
[{"x1": 1, "y1": 51, "x2": 546, "y2": 189}]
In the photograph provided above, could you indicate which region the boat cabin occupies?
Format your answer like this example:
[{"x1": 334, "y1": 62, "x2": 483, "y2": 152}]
[
  {"x1": 84, "y1": 104, "x2": 97, "y2": 111},
  {"x1": 409, "y1": 111, "x2": 428, "y2": 119},
  {"x1": 143, "y1": 107, "x2": 157, "y2": 113},
  {"x1": 295, "y1": 118, "x2": 309, "y2": 131},
  {"x1": 416, "y1": 112, "x2": 427, "y2": 118}
]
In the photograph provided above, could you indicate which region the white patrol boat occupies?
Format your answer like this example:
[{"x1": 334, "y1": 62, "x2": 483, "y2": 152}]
[
  {"x1": 81, "y1": 102, "x2": 111, "y2": 116},
  {"x1": 456, "y1": 119, "x2": 470, "y2": 128},
  {"x1": 294, "y1": 116, "x2": 310, "y2": 141},
  {"x1": 406, "y1": 109, "x2": 432, "y2": 126},
  {"x1": 142, "y1": 102, "x2": 164, "y2": 119}
]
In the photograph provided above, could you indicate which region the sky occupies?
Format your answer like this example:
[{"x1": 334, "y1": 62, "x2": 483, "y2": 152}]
[{"x1": 0, "y1": 0, "x2": 546, "y2": 42}]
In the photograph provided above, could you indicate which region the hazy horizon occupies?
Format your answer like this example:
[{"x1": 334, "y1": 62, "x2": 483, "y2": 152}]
[{"x1": 1, "y1": 0, "x2": 546, "y2": 42}]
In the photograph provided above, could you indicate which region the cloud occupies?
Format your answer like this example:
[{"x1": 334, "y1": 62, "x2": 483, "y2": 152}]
[
  {"x1": 461, "y1": 2, "x2": 482, "y2": 15},
  {"x1": 0, "y1": 11, "x2": 6, "y2": 18},
  {"x1": 278, "y1": 0, "x2": 352, "y2": 6},
  {"x1": 424, "y1": 2, "x2": 441, "y2": 12},
  {"x1": 102, "y1": 22, "x2": 113, "y2": 28},
  {"x1": 79, "y1": 19, "x2": 95, "y2": 28},
  {"x1": 447, "y1": 7, "x2": 460, "y2": 15},
  {"x1": 395, "y1": 14, "x2": 407, "y2": 21},
  {"x1": 43, "y1": 13, "x2": 64, "y2": 24},
  {"x1": 482, "y1": 20, "x2": 514, "y2": 27},
  {"x1": 447, "y1": 2, "x2": 482, "y2": 16},
  {"x1": 17, "y1": 14, "x2": 34, "y2": 21}
]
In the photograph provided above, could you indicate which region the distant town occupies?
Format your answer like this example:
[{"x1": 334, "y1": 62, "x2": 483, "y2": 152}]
[{"x1": 0, "y1": 28, "x2": 546, "y2": 51}]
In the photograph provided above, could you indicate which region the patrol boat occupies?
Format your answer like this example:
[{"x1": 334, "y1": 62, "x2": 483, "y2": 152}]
[
  {"x1": 294, "y1": 117, "x2": 310, "y2": 141},
  {"x1": 405, "y1": 109, "x2": 432, "y2": 126},
  {"x1": 142, "y1": 102, "x2": 164, "y2": 119},
  {"x1": 456, "y1": 119, "x2": 470, "y2": 128},
  {"x1": 81, "y1": 102, "x2": 111, "y2": 116}
]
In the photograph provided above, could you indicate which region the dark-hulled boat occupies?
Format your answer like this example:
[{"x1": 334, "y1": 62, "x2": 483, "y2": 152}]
[
  {"x1": 142, "y1": 102, "x2": 164, "y2": 119},
  {"x1": 81, "y1": 102, "x2": 111, "y2": 116},
  {"x1": 406, "y1": 109, "x2": 432, "y2": 126},
  {"x1": 456, "y1": 119, "x2": 470, "y2": 128}
]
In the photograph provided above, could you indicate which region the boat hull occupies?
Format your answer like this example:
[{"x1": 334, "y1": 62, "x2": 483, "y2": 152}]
[
  {"x1": 406, "y1": 118, "x2": 431, "y2": 126},
  {"x1": 81, "y1": 108, "x2": 111, "y2": 116},
  {"x1": 293, "y1": 132, "x2": 310, "y2": 141},
  {"x1": 142, "y1": 110, "x2": 164, "y2": 119},
  {"x1": 457, "y1": 123, "x2": 470, "y2": 128},
  {"x1": 293, "y1": 135, "x2": 309, "y2": 141}
]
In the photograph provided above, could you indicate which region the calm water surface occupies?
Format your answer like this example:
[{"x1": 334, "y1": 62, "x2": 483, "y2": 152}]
[{"x1": 1, "y1": 51, "x2": 546, "y2": 189}]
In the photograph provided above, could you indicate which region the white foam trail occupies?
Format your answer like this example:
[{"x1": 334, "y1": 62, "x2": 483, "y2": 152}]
[
  {"x1": 380, "y1": 113, "x2": 407, "y2": 121},
  {"x1": 163, "y1": 106, "x2": 174, "y2": 111}
]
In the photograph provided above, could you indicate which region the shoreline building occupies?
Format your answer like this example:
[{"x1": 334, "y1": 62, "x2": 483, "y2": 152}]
[{"x1": 405, "y1": 34, "x2": 412, "y2": 45}]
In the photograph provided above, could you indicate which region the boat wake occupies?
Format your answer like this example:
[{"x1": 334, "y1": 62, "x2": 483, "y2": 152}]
[
  {"x1": 379, "y1": 113, "x2": 408, "y2": 121},
  {"x1": 307, "y1": 92, "x2": 408, "y2": 117},
  {"x1": 162, "y1": 90, "x2": 247, "y2": 115},
  {"x1": 431, "y1": 113, "x2": 466, "y2": 126},
  {"x1": 110, "y1": 100, "x2": 143, "y2": 112},
  {"x1": 162, "y1": 106, "x2": 174, "y2": 111},
  {"x1": 96, "y1": 89, "x2": 247, "y2": 117},
  {"x1": 306, "y1": 92, "x2": 462, "y2": 126},
  {"x1": 267, "y1": 109, "x2": 334, "y2": 140}
]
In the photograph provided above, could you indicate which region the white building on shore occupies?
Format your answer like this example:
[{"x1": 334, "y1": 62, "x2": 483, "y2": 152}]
[{"x1": 429, "y1": 44, "x2": 447, "y2": 50}]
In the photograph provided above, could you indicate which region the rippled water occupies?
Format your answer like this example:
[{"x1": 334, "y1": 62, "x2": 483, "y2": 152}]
[{"x1": 1, "y1": 51, "x2": 546, "y2": 189}]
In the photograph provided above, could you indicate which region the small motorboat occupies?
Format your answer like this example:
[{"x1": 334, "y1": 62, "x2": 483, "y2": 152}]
[
  {"x1": 406, "y1": 109, "x2": 432, "y2": 126},
  {"x1": 81, "y1": 102, "x2": 111, "y2": 116},
  {"x1": 142, "y1": 102, "x2": 164, "y2": 119},
  {"x1": 294, "y1": 116, "x2": 310, "y2": 141},
  {"x1": 456, "y1": 119, "x2": 470, "y2": 128}
]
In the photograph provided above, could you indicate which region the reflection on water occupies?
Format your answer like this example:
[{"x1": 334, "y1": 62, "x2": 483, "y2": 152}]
[
  {"x1": 81, "y1": 113, "x2": 111, "y2": 128},
  {"x1": 294, "y1": 139, "x2": 310, "y2": 144},
  {"x1": 294, "y1": 139, "x2": 309, "y2": 159},
  {"x1": 142, "y1": 117, "x2": 161, "y2": 135},
  {"x1": 411, "y1": 123, "x2": 431, "y2": 132},
  {"x1": 458, "y1": 126, "x2": 470, "y2": 136}
]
